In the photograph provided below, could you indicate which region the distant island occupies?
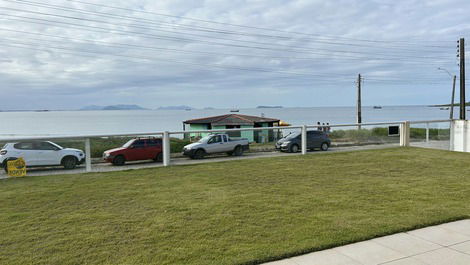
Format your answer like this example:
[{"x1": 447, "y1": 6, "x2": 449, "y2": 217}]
[
  {"x1": 80, "y1": 104, "x2": 147, "y2": 111},
  {"x1": 257, "y1": 105, "x2": 283, "y2": 109},
  {"x1": 157, "y1": 105, "x2": 193, "y2": 110},
  {"x1": 430, "y1": 102, "x2": 470, "y2": 107}
]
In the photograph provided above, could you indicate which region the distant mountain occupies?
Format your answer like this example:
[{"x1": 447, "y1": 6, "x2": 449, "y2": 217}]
[
  {"x1": 80, "y1": 105, "x2": 103, "y2": 111},
  {"x1": 257, "y1": 105, "x2": 283, "y2": 109},
  {"x1": 158, "y1": 105, "x2": 193, "y2": 110},
  {"x1": 431, "y1": 102, "x2": 470, "y2": 107},
  {"x1": 80, "y1": 104, "x2": 147, "y2": 111}
]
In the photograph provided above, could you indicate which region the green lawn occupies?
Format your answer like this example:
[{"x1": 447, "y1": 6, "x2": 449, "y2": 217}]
[{"x1": 0, "y1": 147, "x2": 469, "y2": 265}]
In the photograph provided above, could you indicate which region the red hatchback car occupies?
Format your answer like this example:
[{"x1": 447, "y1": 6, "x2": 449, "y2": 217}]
[{"x1": 103, "y1": 138, "x2": 163, "y2": 166}]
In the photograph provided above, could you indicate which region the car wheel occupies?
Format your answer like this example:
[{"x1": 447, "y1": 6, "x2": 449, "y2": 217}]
[
  {"x1": 320, "y1": 142, "x2": 329, "y2": 151},
  {"x1": 154, "y1": 153, "x2": 163, "y2": 162},
  {"x1": 62, "y1": 156, "x2": 78, "y2": 169},
  {"x1": 290, "y1": 144, "x2": 299, "y2": 153},
  {"x1": 194, "y1": 149, "x2": 205, "y2": 159},
  {"x1": 226, "y1": 151, "x2": 233, "y2": 156},
  {"x1": 112, "y1": 155, "x2": 126, "y2": 166},
  {"x1": 233, "y1": 146, "x2": 243, "y2": 156}
]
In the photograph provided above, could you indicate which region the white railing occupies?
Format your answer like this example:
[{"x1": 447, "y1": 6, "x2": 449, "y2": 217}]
[{"x1": 0, "y1": 119, "x2": 451, "y2": 172}]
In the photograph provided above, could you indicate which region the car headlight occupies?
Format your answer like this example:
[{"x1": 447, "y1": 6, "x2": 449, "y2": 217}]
[
  {"x1": 281, "y1": 141, "x2": 290, "y2": 146},
  {"x1": 104, "y1": 153, "x2": 110, "y2": 158}
]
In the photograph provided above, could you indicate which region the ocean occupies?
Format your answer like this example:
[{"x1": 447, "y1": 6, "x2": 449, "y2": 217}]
[{"x1": 0, "y1": 105, "x2": 454, "y2": 139}]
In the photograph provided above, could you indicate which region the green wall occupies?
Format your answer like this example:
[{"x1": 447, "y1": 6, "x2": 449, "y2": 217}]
[
  {"x1": 241, "y1": 125, "x2": 254, "y2": 142},
  {"x1": 188, "y1": 124, "x2": 210, "y2": 138}
]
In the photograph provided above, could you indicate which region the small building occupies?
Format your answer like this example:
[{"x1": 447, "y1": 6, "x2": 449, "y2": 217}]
[{"x1": 183, "y1": 114, "x2": 280, "y2": 143}]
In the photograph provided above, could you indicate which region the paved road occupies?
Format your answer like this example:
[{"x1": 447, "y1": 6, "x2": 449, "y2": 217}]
[
  {"x1": 264, "y1": 219, "x2": 470, "y2": 265},
  {"x1": 0, "y1": 143, "x2": 403, "y2": 178},
  {"x1": 0, "y1": 140, "x2": 449, "y2": 179}
]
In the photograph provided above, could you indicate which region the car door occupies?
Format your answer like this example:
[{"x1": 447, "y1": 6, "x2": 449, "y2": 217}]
[
  {"x1": 127, "y1": 139, "x2": 147, "y2": 161},
  {"x1": 307, "y1": 131, "x2": 316, "y2": 149},
  {"x1": 310, "y1": 131, "x2": 323, "y2": 148},
  {"x1": 34, "y1": 142, "x2": 62, "y2": 165},
  {"x1": 147, "y1": 139, "x2": 162, "y2": 158},
  {"x1": 12, "y1": 142, "x2": 37, "y2": 166},
  {"x1": 205, "y1": 135, "x2": 223, "y2": 153}
]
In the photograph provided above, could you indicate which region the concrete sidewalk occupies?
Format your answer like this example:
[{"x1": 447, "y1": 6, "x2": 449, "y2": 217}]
[{"x1": 264, "y1": 219, "x2": 470, "y2": 265}]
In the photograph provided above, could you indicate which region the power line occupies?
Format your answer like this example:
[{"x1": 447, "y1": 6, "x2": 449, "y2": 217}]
[
  {"x1": 0, "y1": 0, "x2": 456, "y2": 51},
  {"x1": 0, "y1": 28, "x2": 457, "y2": 66},
  {"x1": 61, "y1": 0, "x2": 455, "y2": 45},
  {"x1": 0, "y1": 12, "x2": 455, "y2": 61}
]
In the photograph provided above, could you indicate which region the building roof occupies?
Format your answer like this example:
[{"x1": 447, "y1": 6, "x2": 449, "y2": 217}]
[{"x1": 183, "y1": 114, "x2": 280, "y2": 126}]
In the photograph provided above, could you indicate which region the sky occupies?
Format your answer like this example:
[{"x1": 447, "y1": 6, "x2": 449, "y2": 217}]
[{"x1": 0, "y1": 0, "x2": 469, "y2": 110}]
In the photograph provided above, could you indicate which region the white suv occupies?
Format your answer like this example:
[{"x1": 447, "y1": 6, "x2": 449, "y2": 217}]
[{"x1": 0, "y1": 141, "x2": 85, "y2": 171}]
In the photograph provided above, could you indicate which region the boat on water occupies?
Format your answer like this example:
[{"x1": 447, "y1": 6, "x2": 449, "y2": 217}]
[
  {"x1": 230, "y1": 109, "x2": 239, "y2": 112},
  {"x1": 373, "y1": 106, "x2": 382, "y2": 109},
  {"x1": 440, "y1": 107, "x2": 450, "y2": 110}
]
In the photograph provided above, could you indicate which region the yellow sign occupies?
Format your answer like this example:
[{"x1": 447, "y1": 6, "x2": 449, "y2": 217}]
[{"x1": 7, "y1": 158, "x2": 27, "y2": 177}]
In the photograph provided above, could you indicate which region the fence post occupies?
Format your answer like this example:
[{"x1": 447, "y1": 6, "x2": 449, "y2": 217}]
[
  {"x1": 301, "y1": 125, "x2": 307, "y2": 155},
  {"x1": 449, "y1": 120, "x2": 454, "y2": 151},
  {"x1": 400, "y1": 121, "x2": 410, "y2": 147},
  {"x1": 425, "y1": 122, "x2": 429, "y2": 142},
  {"x1": 85, "y1": 138, "x2": 92, "y2": 172},
  {"x1": 163, "y1": 131, "x2": 170, "y2": 166}
]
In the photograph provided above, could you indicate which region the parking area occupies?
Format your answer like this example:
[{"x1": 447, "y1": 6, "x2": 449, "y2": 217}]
[{"x1": 0, "y1": 143, "x2": 406, "y2": 178}]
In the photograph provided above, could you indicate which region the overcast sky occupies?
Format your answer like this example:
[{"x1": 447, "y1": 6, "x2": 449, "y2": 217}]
[{"x1": 0, "y1": 0, "x2": 468, "y2": 110}]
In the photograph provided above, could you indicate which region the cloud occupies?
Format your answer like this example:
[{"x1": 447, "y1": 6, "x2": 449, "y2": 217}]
[{"x1": 0, "y1": 0, "x2": 467, "y2": 110}]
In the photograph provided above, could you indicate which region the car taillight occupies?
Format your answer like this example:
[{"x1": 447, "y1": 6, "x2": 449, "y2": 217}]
[{"x1": 0, "y1": 150, "x2": 7, "y2": 155}]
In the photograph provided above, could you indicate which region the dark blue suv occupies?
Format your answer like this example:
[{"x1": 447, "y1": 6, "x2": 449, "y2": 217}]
[{"x1": 275, "y1": 130, "x2": 331, "y2": 153}]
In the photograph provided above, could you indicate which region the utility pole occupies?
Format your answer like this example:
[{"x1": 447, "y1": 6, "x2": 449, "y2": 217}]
[
  {"x1": 451, "y1": 74, "x2": 456, "y2": 119},
  {"x1": 357, "y1": 74, "x2": 362, "y2": 129},
  {"x1": 438, "y1": 67, "x2": 457, "y2": 120},
  {"x1": 459, "y1": 38, "x2": 466, "y2": 120}
]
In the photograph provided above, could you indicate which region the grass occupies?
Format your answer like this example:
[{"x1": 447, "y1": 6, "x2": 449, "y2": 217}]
[{"x1": 0, "y1": 147, "x2": 469, "y2": 265}]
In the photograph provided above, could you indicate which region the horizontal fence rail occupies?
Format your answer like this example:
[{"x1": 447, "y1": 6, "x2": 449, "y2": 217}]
[{"x1": 0, "y1": 119, "x2": 452, "y2": 174}]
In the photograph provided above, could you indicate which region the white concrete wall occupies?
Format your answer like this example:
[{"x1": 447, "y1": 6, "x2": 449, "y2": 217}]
[{"x1": 450, "y1": 120, "x2": 470, "y2": 152}]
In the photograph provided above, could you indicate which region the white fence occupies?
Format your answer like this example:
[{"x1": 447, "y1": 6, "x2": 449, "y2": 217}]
[{"x1": 0, "y1": 119, "x2": 451, "y2": 172}]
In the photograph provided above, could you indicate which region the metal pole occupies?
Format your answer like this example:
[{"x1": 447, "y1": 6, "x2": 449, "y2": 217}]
[
  {"x1": 301, "y1": 125, "x2": 307, "y2": 155},
  {"x1": 357, "y1": 74, "x2": 362, "y2": 129},
  {"x1": 163, "y1": 131, "x2": 170, "y2": 166},
  {"x1": 85, "y1": 138, "x2": 91, "y2": 172},
  {"x1": 459, "y1": 38, "x2": 466, "y2": 120},
  {"x1": 450, "y1": 75, "x2": 456, "y2": 120}
]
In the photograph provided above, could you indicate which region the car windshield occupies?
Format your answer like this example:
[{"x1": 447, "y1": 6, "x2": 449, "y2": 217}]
[
  {"x1": 198, "y1": 135, "x2": 212, "y2": 143},
  {"x1": 122, "y1": 139, "x2": 135, "y2": 148},
  {"x1": 50, "y1": 142, "x2": 64, "y2": 150},
  {"x1": 284, "y1": 132, "x2": 300, "y2": 139}
]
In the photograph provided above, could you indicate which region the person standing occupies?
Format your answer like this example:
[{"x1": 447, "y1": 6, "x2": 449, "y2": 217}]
[{"x1": 317, "y1": 122, "x2": 321, "y2": 130}]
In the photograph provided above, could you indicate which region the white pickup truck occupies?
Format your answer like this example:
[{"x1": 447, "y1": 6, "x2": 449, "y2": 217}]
[{"x1": 182, "y1": 134, "x2": 249, "y2": 159}]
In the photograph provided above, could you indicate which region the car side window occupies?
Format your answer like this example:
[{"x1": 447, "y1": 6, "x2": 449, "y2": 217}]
[
  {"x1": 14, "y1": 142, "x2": 34, "y2": 150},
  {"x1": 208, "y1": 136, "x2": 222, "y2": 144},
  {"x1": 147, "y1": 139, "x2": 161, "y2": 147},
  {"x1": 35, "y1": 142, "x2": 59, "y2": 150},
  {"x1": 222, "y1": 135, "x2": 227, "y2": 142},
  {"x1": 207, "y1": 137, "x2": 215, "y2": 144},
  {"x1": 132, "y1": 140, "x2": 146, "y2": 148}
]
